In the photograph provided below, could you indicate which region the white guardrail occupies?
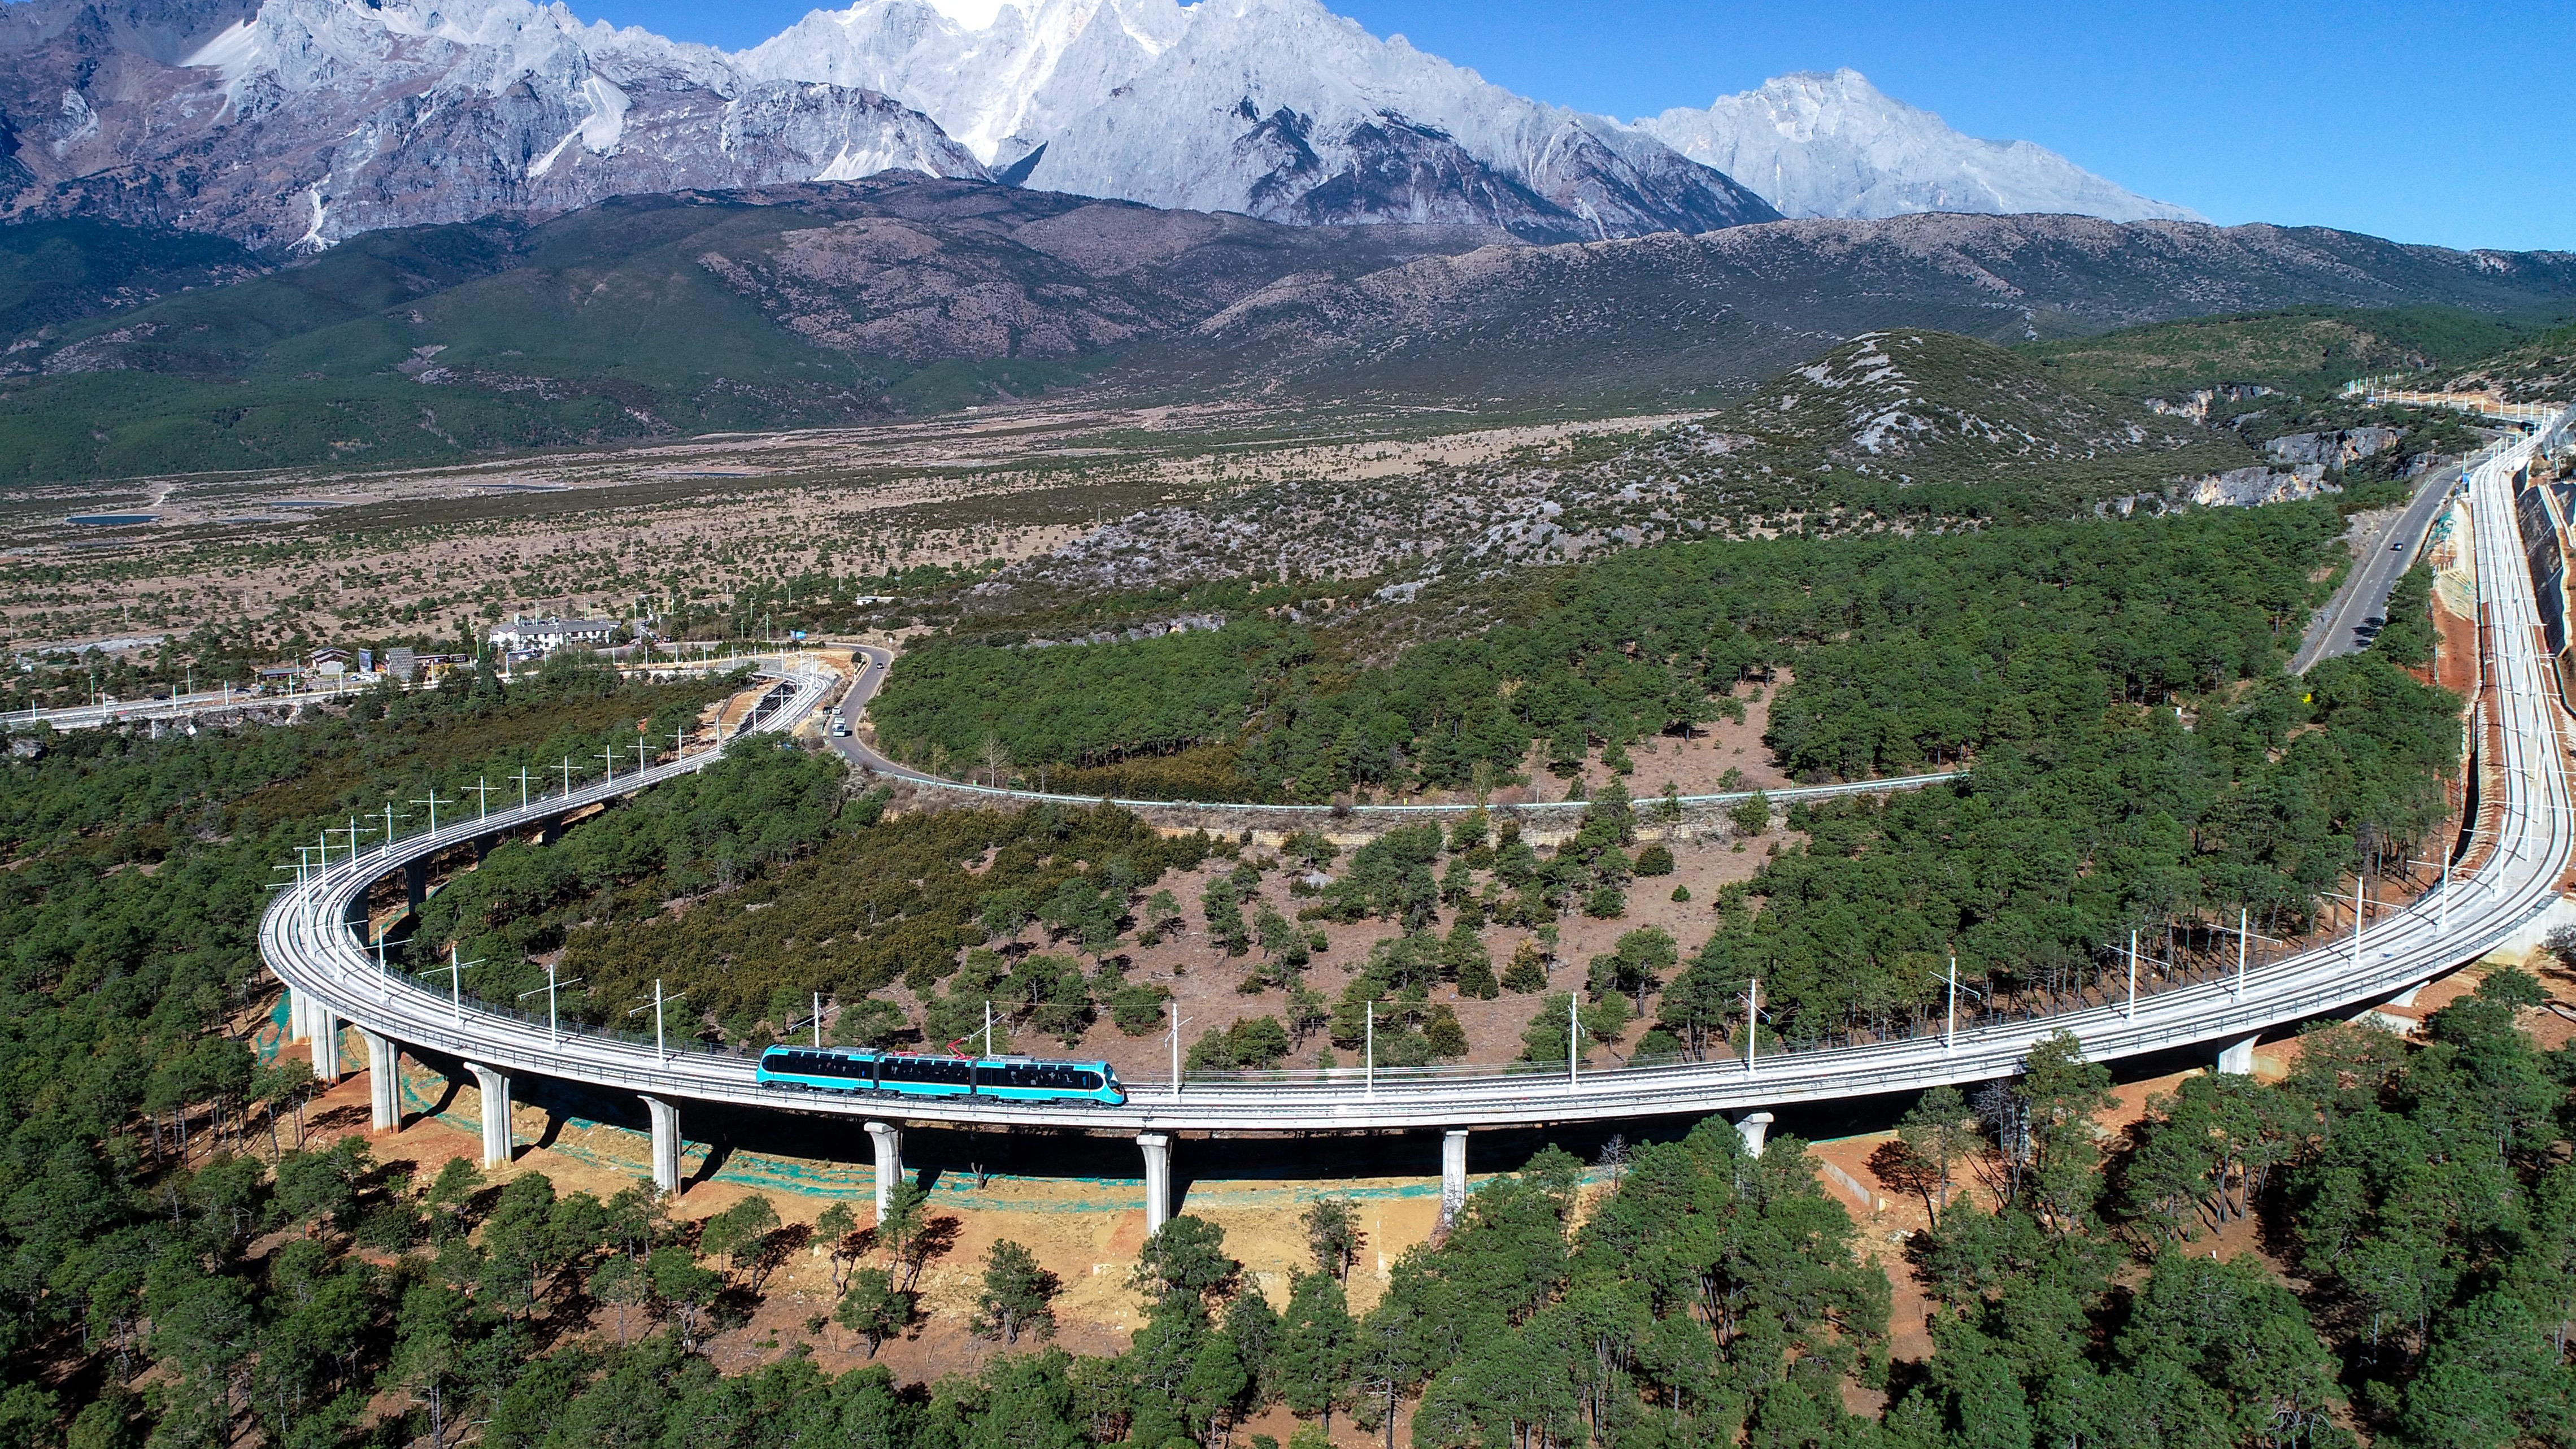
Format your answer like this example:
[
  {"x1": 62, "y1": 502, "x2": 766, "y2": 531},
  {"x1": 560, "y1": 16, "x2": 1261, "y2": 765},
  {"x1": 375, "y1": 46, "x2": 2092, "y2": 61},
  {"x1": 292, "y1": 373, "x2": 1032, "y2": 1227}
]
[{"x1": 260, "y1": 417, "x2": 2576, "y2": 1132}]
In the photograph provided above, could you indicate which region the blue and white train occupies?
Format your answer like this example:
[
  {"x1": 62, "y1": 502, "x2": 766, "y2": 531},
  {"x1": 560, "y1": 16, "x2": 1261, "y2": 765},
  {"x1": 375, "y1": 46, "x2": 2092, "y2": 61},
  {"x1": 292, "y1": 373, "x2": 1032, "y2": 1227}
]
[{"x1": 755, "y1": 1046, "x2": 1127, "y2": 1106}]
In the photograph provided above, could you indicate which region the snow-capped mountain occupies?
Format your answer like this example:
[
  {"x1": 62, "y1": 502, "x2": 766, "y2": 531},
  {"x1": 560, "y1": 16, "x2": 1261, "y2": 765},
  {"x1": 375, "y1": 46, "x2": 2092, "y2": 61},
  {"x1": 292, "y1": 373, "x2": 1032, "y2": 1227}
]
[
  {"x1": 741, "y1": 0, "x2": 1778, "y2": 240},
  {"x1": 0, "y1": 0, "x2": 986, "y2": 250},
  {"x1": 1638, "y1": 69, "x2": 2200, "y2": 224},
  {"x1": 0, "y1": 0, "x2": 2196, "y2": 251}
]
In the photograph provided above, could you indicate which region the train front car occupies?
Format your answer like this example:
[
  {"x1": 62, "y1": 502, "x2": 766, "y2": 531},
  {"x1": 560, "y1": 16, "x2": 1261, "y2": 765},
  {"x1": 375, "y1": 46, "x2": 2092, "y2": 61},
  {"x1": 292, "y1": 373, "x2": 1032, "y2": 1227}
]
[{"x1": 969, "y1": 1057, "x2": 1126, "y2": 1106}]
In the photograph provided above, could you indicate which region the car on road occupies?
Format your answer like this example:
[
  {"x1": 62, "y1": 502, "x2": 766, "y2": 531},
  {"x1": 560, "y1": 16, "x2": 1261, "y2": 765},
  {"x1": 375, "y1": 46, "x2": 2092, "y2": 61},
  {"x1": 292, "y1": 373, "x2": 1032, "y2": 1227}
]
[{"x1": 829, "y1": 718, "x2": 851, "y2": 737}]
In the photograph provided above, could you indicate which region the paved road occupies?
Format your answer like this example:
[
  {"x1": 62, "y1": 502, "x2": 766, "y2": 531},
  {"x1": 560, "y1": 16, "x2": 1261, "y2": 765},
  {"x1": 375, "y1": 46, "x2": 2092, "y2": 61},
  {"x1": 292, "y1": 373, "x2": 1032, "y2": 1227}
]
[
  {"x1": 820, "y1": 642, "x2": 1964, "y2": 817},
  {"x1": 257, "y1": 416, "x2": 2576, "y2": 1137},
  {"x1": 2291, "y1": 459, "x2": 2464, "y2": 673}
]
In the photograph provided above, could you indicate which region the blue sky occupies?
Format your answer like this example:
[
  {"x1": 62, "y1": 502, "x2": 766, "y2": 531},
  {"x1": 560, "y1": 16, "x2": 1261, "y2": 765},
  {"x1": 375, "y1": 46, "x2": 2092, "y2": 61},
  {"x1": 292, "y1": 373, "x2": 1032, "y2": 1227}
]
[{"x1": 584, "y1": 0, "x2": 2573, "y2": 252}]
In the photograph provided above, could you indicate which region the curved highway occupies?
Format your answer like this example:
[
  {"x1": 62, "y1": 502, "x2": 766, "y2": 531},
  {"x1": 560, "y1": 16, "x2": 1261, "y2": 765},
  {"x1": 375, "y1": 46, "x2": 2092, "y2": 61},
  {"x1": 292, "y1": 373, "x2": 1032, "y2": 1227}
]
[{"x1": 262, "y1": 415, "x2": 2573, "y2": 1167}]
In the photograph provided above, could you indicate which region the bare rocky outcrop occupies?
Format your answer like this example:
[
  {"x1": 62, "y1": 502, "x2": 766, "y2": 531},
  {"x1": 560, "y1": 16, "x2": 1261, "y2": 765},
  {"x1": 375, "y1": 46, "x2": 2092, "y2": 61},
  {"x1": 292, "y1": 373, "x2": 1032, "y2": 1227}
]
[
  {"x1": 2184, "y1": 464, "x2": 2338, "y2": 507},
  {"x1": 2264, "y1": 426, "x2": 2402, "y2": 468},
  {"x1": 2146, "y1": 384, "x2": 2275, "y2": 423}
]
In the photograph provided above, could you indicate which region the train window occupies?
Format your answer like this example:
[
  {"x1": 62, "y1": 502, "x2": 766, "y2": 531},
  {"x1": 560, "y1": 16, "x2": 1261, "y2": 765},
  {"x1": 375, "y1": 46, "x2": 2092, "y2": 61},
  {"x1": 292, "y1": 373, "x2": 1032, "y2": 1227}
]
[
  {"x1": 979, "y1": 1064, "x2": 1106, "y2": 1092},
  {"x1": 882, "y1": 1057, "x2": 971, "y2": 1086}
]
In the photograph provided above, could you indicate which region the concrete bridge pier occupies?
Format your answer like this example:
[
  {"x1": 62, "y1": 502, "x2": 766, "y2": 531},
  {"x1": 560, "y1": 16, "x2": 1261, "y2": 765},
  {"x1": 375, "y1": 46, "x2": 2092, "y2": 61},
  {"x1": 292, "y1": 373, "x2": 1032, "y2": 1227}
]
[
  {"x1": 2214, "y1": 1034, "x2": 2261, "y2": 1076},
  {"x1": 2389, "y1": 980, "x2": 2430, "y2": 1008},
  {"x1": 1440, "y1": 1129, "x2": 1469, "y2": 1228},
  {"x1": 1138, "y1": 1133, "x2": 1173, "y2": 1234},
  {"x1": 644, "y1": 1096, "x2": 683, "y2": 1196},
  {"x1": 1734, "y1": 1111, "x2": 1775, "y2": 1156},
  {"x1": 464, "y1": 1063, "x2": 513, "y2": 1167},
  {"x1": 312, "y1": 1009, "x2": 341, "y2": 1082},
  {"x1": 360, "y1": 1030, "x2": 399, "y2": 1132},
  {"x1": 865, "y1": 1121, "x2": 904, "y2": 1224},
  {"x1": 403, "y1": 859, "x2": 428, "y2": 912},
  {"x1": 285, "y1": 986, "x2": 310, "y2": 1042}
]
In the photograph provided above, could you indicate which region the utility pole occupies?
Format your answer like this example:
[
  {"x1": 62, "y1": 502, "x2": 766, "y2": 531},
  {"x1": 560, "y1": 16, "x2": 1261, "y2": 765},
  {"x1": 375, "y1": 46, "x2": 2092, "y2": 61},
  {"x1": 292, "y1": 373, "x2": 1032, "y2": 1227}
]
[
  {"x1": 2235, "y1": 907, "x2": 2249, "y2": 999},
  {"x1": 629, "y1": 982, "x2": 684, "y2": 1061},
  {"x1": 517, "y1": 967, "x2": 581, "y2": 1046},
  {"x1": 468, "y1": 778, "x2": 494, "y2": 820},
  {"x1": 2126, "y1": 929, "x2": 2138, "y2": 1019},
  {"x1": 2440, "y1": 850, "x2": 2451, "y2": 935},
  {"x1": 1567, "y1": 993, "x2": 1579, "y2": 1088},
  {"x1": 1946, "y1": 955, "x2": 1957, "y2": 1051},
  {"x1": 984, "y1": 1000, "x2": 994, "y2": 1058},
  {"x1": 1366, "y1": 1001, "x2": 1376, "y2": 1097},
  {"x1": 412, "y1": 786, "x2": 453, "y2": 835},
  {"x1": 599, "y1": 745, "x2": 615, "y2": 785},
  {"x1": 555, "y1": 757, "x2": 575, "y2": 799},
  {"x1": 514, "y1": 767, "x2": 534, "y2": 810},
  {"x1": 1744, "y1": 978, "x2": 1760, "y2": 1077},
  {"x1": 814, "y1": 992, "x2": 824, "y2": 1049}
]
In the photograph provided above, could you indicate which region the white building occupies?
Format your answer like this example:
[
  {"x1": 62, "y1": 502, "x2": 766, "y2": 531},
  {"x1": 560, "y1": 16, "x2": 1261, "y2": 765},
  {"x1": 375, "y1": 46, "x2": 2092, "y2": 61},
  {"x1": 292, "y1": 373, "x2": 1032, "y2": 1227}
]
[{"x1": 488, "y1": 616, "x2": 618, "y2": 654}]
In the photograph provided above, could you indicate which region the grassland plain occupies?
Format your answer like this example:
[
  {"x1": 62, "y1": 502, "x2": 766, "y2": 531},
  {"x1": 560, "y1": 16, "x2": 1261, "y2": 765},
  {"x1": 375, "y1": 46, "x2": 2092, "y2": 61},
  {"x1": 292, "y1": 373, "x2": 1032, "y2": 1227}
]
[
  {"x1": 4, "y1": 303, "x2": 2514, "y2": 721},
  {"x1": 0, "y1": 394, "x2": 1681, "y2": 699}
]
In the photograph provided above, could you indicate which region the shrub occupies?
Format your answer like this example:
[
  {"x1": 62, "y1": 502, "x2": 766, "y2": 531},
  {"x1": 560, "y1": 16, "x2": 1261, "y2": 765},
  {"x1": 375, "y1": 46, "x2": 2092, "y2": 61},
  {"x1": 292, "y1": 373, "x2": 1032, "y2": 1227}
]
[{"x1": 1109, "y1": 982, "x2": 1170, "y2": 1035}]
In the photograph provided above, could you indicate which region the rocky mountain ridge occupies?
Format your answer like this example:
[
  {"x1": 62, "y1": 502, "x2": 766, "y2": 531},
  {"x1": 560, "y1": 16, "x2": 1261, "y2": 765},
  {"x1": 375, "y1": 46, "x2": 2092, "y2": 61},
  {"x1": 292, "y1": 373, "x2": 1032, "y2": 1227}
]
[
  {"x1": 5, "y1": 179, "x2": 2570, "y2": 481},
  {"x1": 1167, "y1": 211, "x2": 2576, "y2": 406}
]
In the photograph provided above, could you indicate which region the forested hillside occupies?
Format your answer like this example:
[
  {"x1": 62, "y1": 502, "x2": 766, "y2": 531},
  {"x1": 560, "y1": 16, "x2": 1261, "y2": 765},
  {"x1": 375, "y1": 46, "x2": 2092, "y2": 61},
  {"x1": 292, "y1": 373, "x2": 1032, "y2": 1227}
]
[
  {"x1": 402, "y1": 501, "x2": 2462, "y2": 1077},
  {"x1": 0, "y1": 658, "x2": 745, "y2": 1443},
  {"x1": 0, "y1": 456, "x2": 2515, "y2": 1449},
  {"x1": 877, "y1": 501, "x2": 2408, "y2": 801},
  {"x1": 2019, "y1": 304, "x2": 2547, "y2": 399}
]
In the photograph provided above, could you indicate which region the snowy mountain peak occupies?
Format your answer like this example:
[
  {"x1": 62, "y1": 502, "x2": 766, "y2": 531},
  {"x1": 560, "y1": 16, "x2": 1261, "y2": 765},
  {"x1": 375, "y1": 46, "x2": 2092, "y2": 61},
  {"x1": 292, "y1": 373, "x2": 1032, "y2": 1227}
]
[
  {"x1": 3, "y1": 0, "x2": 2198, "y2": 250},
  {"x1": 746, "y1": 0, "x2": 1188, "y2": 163},
  {"x1": 746, "y1": 0, "x2": 1776, "y2": 240},
  {"x1": 6, "y1": 0, "x2": 986, "y2": 249},
  {"x1": 1638, "y1": 67, "x2": 2200, "y2": 224}
]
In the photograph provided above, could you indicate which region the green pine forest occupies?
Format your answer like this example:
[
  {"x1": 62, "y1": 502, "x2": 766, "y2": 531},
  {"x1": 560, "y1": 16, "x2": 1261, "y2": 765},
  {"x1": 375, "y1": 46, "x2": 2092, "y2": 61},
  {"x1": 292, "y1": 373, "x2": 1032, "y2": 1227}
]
[
  {"x1": 0, "y1": 468, "x2": 2509, "y2": 1447},
  {"x1": 379, "y1": 502, "x2": 2462, "y2": 1061}
]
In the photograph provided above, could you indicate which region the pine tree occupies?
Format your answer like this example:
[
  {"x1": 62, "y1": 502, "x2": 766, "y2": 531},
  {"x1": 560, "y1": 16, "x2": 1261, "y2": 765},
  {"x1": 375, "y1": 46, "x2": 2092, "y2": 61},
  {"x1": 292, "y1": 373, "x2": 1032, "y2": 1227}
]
[
  {"x1": 1502, "y1": 939, "x2": 1550, "y2": 994},
  {"x1": 1275, "y1": 1271, "x2": 1357, "y2": 1434},
  {"x1": 972, "y1": 1241, "x2": 1058, "y2": 1345},
  {"x1": 835, "y1": 1267, "x2": 912, "y2": 1357}
]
